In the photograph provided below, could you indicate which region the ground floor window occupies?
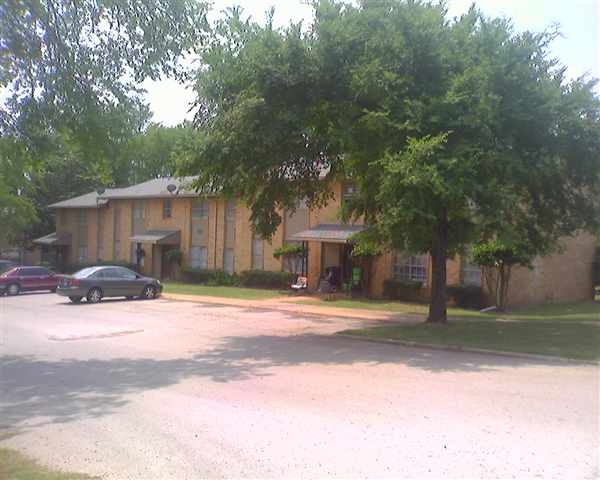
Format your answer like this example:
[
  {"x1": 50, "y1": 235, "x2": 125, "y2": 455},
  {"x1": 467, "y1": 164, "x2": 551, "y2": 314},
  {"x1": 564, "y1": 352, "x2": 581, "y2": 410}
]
[
  {"x1": 393, "y1": 253, "x2": 428, "y2": 284},
  {"x1": 78, "y1": 245, "x2": 88, "y2": 263},
  {"x1": 251, "y1": 237, "x2": 264, "y2": 270},
  {"x1": 462, "y1": 260, "x2": 482, "y2": 286},
  {"x1": 190, "y1": 246, "x2": 208, "y2": 269},
  {"x1": 114, "y1": 241, "x2": 120, "y2": 260},
  {"x1": 224, "y1": 248, "x2": 234, "y2": 274}
]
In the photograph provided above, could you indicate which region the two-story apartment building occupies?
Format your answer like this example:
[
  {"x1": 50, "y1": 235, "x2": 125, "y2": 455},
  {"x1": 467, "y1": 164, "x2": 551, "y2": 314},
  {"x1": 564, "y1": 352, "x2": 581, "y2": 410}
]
[{"x1": 33, "y1": 176, "x2": 597, "y2": 308}]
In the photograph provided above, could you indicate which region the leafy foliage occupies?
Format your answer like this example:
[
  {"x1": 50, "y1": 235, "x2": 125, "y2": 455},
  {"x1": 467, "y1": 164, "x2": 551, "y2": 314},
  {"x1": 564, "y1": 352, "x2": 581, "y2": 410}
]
[
  {"x1": 472, "y1": 240, "x2": 533, "y2": 311},
  {"x1": 237, "y1": 270, "x2": 295, "y2": 289},
  {"x1": 180, "y1": 0, "x2": 600, "y2": 322},
  {"x1": 0, "y1": 0, "x2": 206, "y2": 243}
]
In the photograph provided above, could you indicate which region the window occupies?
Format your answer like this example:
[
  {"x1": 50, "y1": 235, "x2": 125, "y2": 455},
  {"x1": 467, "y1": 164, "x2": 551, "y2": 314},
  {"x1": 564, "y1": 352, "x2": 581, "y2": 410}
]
[
  {"x1": 251, "y1": 237, "x2": 264, "y2": 270},
  {"x1": 393, "y1": 253, "x2": 428, "y2": 284},
  {"x1": 133, "y1": 200, "x2": 144, "y2": 220},
  {"x1": 78, "y1": 245, "x2": 88, "y2": 263},
  {"x1": 163, "y1": 199, "x2": 172, "y2": 219},
  {"x1": 192, "y1": 199, "x2": 209, "y2": 219},
  {"x1": 190, "y1": 246, "x2": 208, "y2": 268},
  {"x1": 342, "y1": 181, "x2": 357, "y2": 203},
  {"x1": 78, "y1": 209, "x2": 88, "y2": 226},
  {"x1": 462, "y1": 255, "x2": 482, "y2": 286},
  {"x1": 224, "y1": 248, "x2": 234, "y2": 274},
  {"x1": 225, "y1": 199, "x2": 236, "y2": 222},
  {"x1": 113, "y1": 207, "x2": 121, "y2": 259}
]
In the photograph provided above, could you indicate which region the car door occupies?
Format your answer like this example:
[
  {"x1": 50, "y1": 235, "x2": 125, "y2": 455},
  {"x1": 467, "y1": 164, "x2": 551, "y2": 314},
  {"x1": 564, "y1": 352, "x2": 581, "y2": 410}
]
[
  {"x1": 114, "y1": 267, "x2": 141, "y2": 296},
  {"x1": 35, "y1": 267, "x2": 56, "y2": 289},
  {"x1": 95, "y1": 268, "x2": 120, "y2": 297},
  {"x1": 18, "y1": 268, "x2": 37, "y2": 290}
]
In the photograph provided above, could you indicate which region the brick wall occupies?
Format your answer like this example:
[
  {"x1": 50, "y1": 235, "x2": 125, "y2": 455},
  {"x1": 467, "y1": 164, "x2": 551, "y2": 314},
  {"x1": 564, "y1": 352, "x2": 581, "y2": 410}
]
[{"x1": 50, "y1": 185, "x2": 597, "y2": 307}]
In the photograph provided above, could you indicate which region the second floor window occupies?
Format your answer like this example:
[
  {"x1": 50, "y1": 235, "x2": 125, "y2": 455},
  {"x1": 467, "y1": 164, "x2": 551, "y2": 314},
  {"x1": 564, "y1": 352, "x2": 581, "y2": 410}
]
[
  {"x1": 163, "y1": 199, "x2": 172, "y2": 219},
  {"x1": 342, "y1": 181, "x2": 357, "y2": 204},
  {"x1": 225, "y1": 199, "x2": 236, "y2": 222},
  {"x1": 78, "y1": 209, "x2": 87, "y2": 226},
  {"x1": 192, "y1": 199, "x2": 209, "y2": 219}
]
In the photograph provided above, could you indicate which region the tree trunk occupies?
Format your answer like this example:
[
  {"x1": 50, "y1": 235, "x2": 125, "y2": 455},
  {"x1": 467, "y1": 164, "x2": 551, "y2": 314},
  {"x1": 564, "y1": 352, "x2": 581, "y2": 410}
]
[{"x1": 427, "y1": 213, "x2": 448, "y2": 323}]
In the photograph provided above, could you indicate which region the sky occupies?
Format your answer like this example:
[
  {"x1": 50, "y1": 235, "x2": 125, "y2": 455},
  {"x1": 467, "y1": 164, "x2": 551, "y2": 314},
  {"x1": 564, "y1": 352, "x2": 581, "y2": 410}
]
[{"x1": 144, "y1": 0, "x2": 600, "y2": 126}]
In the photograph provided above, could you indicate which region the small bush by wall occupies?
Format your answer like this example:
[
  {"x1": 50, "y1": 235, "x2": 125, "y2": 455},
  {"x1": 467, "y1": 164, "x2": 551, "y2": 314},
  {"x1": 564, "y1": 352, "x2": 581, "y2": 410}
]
[
  {"x1": 446, "y1": 284, "x2": 486, "y2": 310},
  {"x1": 238, "y1": 270, "x2": 295, "y2": 289},
  {"x1": 383, "y1": 279, "x2": 424, "y2": 302},
  {"x1": 182, "y1": 268, "x2": 236, "y2": 286}
]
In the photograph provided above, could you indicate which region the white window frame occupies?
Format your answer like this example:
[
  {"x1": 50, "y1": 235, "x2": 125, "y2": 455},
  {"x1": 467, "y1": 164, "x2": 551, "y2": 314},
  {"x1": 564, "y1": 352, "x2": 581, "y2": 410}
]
[
  {"x1": 393, "y1": 253, "x2": 428, "y2": 284},
  {"x1": 163, "y1": 199, "x2": 173, "y2": 219},
  {"x1": 190, "y1": 246, "x2": 208, "y2": 269},
  {"x1": 192, "y1": 199, "x2": 209, "y2": 219},
  {"x1": 251, "y1": 237, "x2": 264, "y2": 270},
  {"x1": 224, "y1": 248, "x2": 234, "y2": 274}
]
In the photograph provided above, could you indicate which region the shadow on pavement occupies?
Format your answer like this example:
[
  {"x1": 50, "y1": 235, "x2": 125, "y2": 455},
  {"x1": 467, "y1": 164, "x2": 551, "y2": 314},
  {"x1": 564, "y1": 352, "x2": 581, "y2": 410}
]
[{"x1": 0, "y1": 334, "x2": 584, "y2": 434}]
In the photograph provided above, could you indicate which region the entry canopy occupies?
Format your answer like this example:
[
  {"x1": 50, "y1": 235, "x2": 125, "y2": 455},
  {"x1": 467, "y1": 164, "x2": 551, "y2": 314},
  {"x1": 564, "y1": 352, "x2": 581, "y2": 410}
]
[
  {"x1": 129, "y1": 230, "x2": 181, "y2": 245},
  {"x1": 32, "y1": 232, "x2": 72, "y2": 246},
  {"x1": 290, "y1": 224, "x2": 367, "y2": 244}
]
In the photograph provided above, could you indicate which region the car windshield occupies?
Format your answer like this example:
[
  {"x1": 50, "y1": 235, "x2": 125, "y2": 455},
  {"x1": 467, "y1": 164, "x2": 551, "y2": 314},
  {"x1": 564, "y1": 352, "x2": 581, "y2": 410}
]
[{"x1": 73, "y1": 267, "x2": 100, "y2": 279}]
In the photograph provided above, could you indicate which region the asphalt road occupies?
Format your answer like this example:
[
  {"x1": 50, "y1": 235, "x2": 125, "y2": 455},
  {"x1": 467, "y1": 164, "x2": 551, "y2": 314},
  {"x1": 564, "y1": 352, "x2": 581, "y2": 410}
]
[{"x1": 1, "y1": 292, "x2": 598, "y2": 479}]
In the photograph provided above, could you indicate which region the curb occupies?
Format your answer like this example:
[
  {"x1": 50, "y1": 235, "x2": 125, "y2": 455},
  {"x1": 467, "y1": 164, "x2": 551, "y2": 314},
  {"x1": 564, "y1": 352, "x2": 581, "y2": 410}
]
[{"x1": 336, "y1": 333, "x2": 599, "y2": 365}]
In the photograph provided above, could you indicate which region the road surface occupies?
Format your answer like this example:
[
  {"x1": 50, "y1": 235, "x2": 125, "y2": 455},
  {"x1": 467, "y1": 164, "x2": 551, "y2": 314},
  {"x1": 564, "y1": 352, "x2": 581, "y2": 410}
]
[{"x1": 1, "y1": 292, "x2": 598, "y2": 479}]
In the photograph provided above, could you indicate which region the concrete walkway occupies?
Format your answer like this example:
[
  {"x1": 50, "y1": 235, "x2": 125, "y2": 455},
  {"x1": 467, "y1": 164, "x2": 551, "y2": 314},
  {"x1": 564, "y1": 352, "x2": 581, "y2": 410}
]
[{"x1": 161, "y1": 292, "x2": 419, "y2": 323}]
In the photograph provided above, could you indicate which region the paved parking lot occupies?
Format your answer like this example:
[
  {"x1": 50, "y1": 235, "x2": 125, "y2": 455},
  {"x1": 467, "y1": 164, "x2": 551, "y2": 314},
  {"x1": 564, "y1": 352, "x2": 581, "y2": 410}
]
[{"x1": 1, "y1": 292, "x2": 598, "y2": 479}]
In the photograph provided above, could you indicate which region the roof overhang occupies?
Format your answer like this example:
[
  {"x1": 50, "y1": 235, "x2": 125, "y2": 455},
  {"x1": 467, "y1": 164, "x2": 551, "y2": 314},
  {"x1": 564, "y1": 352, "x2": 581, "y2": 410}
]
[
  {"x1": 32, "y1": 232, "x2": 72, "y2": 246},
  {"x1": 129, "y1": 230, "x2": 181, "y2": 245},
  {"x1": 290, "y1": 224, "x2": 367, "y2": 244}
]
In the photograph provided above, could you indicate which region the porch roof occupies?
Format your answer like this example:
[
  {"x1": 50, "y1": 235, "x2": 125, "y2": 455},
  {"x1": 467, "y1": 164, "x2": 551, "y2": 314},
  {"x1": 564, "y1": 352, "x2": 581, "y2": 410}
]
[
  {"x1": 129, "y1": 230, "x2": 181, "y2": 245},
  {"x1": 290, "y1": 223, "x2": 367, "y2": 244},
  {"x1": 32, "y1": 232, "x2": 72, "y2": 246}
]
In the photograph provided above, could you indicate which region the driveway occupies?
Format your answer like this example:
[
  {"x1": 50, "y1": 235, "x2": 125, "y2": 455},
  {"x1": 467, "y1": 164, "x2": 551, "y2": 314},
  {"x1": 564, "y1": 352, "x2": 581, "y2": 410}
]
[{"x1": 1, "y1": 293, "x2": 598, "y2": 479}]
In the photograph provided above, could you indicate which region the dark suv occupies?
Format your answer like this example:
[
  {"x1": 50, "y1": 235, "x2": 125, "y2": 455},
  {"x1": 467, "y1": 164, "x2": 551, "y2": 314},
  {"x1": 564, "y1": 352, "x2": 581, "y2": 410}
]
[{"x1": 0, "y1": 266, "x2": 60, "y2": 296}]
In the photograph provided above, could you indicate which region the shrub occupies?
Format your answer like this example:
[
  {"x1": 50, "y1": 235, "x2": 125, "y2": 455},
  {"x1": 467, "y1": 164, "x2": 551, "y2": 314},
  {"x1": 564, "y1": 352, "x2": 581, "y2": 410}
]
[
  {"x1": 238, "y1": 270, "x2": 295, "y2": 289},
  {"x1": 383, "y1": 279, "x2": 423, "y2": 302},
  {"x1": 164, "y1": 249, "x2": 183, "y2": 266},
  {"x1": 446, "y1": 284, "x2": 486, "y2": 310},
  {"x1": 182, "y1": 267, "x2": 236, "y2": 285}
]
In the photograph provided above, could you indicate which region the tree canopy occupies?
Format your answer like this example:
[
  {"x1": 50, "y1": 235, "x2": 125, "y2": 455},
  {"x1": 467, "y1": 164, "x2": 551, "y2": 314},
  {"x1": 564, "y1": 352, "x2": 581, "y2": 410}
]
[
  {"x1": 0, "y1": 0, "x2": 205, "y2": 243},
  {"x1": 180, "y1": 0, "x2": 600, "y2": 322}
]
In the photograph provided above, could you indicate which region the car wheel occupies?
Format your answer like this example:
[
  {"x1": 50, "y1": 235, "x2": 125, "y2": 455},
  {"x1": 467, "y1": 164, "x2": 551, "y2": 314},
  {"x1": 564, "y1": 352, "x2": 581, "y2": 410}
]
[
  {"x1": 141, "y1": 285, "x2": 157, "y2": 300},
  {"x1": 69, "y1": 296, "x2": 82, "y2": 303},
  {"x1": 6, "y1": 283, "x2": 20, "y2": 296},
  {"x1": 86, "y1": 287, "x2": 103, "y2": 304}
]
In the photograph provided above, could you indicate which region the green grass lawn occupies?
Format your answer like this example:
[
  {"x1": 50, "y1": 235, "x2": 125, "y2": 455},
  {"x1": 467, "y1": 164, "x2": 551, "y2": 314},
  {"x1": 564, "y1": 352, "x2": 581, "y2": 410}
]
[
  {"x1": 0, "y1": 448, "x2": 98, "y2": 480},
  {"x1": 297, "y1": 298, "x2": 600, "y2": 322},
  {"x1": 341, "y1": 319, "x2": 600, "y2": 360},
  {"x1": 164, "y1": 282, "x2": 286, "y2": 300}
]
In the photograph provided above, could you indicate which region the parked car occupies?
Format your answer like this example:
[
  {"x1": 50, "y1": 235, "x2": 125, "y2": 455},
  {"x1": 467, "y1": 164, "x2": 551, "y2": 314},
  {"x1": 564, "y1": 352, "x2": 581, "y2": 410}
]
[
  {"x1": 56, "y1": 266, "x2": 162, "y2": 303},
  {"x1": 0, "y1": 260, "x2": 18, "y2": 274},
  {"x1": 0, "y1": 266, "x2": 60, "y2": 295}
]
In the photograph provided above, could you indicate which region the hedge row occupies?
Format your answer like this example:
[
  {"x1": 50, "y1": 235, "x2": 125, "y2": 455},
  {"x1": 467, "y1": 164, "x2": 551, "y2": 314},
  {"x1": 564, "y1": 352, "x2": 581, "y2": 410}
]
[
  {"x1": 182, "y1": 267, "x2": 294, "y2": 289},
  {"x1": 383, "y1": 279, "x2": 487, "y2": 310}
]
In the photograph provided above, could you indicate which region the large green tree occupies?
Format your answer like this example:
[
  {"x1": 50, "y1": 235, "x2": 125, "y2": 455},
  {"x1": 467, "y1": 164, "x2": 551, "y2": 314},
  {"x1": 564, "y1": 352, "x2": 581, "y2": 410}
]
[
  {"x1": 180, "y1": 0, "x2": 600, "y2": 322},
  {"x1": 0, "y1": 0, "x2": 206, "y2": 242}
]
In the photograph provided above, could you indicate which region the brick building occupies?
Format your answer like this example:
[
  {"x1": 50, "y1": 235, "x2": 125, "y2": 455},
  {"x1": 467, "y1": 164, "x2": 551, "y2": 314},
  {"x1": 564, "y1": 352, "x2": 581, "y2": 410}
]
[{"x1": 34, "y1": 176, "x2": 596, "y2": 308}]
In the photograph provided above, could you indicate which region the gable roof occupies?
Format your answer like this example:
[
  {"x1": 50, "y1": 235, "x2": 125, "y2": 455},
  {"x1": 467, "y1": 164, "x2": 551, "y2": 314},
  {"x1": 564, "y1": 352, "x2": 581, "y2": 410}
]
[
  {"x1": 48, "y1": 191, "x2": 113, "y2": 209},
  {"x1": 48, "y1": 177, "x2": 204, "y2": 209},
  {"x1": 102, "y1": 176, "x2": 201, "y2": 199}
]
